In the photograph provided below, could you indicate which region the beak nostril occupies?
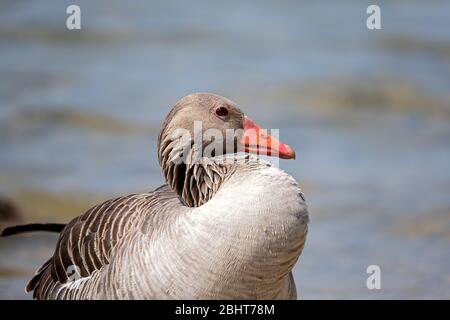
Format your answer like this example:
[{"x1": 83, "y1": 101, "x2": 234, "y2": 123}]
[{"x1": 242, "y1": 115, "x2": 296, "y2": 160}]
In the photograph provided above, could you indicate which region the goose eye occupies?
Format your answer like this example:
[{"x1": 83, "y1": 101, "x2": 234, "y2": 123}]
[{"x1": 215, "y1": 106, "x2": 229, "y2": 118}]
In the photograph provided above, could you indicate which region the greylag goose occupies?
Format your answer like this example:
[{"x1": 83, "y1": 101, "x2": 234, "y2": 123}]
[{"x1": 5, "y1": 93, "x2": 309, "y2": 299}]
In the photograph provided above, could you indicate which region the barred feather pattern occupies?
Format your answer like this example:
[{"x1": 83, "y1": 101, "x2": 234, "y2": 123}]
[
  {"x1": 27, "y1": 186, "x2": 182, "y2": 299},
  {"x1": 27, "y1": 156, "x2": 308, "y2": 300}
]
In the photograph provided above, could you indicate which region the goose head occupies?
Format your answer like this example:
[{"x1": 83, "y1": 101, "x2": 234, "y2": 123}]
[{"x1": 158, "y1": 92, "x2": 295, "y2": 206}]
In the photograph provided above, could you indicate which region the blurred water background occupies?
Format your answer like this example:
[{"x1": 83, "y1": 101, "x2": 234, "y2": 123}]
[{"x1": 0, "y1": 0, "x2": 450, "y2": 299}]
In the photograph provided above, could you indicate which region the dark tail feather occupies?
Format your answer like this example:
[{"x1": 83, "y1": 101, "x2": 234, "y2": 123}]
[{"x1": 1, "y1": 223, "x2": 65, "y2": 236}]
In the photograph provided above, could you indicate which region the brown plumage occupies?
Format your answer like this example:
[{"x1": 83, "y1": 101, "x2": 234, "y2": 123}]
[{"x1": 9, "y1": 93, "x2": 309, "y2": 299}]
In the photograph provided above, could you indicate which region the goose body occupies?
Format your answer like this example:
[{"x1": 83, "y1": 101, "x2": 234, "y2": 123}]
[{"x1": 21, "y1": 93, "x2": 309, "y2": 299}]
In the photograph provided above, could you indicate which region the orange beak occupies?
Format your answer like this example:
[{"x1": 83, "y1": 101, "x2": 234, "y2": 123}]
[{"x1": 242, "y1": 116, "x2": 296, "y2": 160}]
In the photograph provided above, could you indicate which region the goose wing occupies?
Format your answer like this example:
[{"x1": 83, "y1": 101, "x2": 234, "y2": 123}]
[{"x1": 28, "y1": 185, "x2": 177, "y2": 299}]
